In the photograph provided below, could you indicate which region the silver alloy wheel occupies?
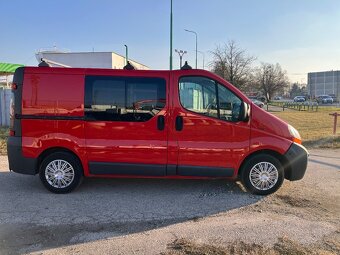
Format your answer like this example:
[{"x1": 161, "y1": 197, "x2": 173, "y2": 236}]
[
  {"x1": 45, "y1": 159, "x2": 75, "y2": 189},
  {"x1": 249, "y1": 161, "x2": 279, "y2": 191}
]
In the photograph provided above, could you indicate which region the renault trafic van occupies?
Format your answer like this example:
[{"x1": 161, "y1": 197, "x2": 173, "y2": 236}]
[{"x1": 7, "y1": 65, "x2": 308, "y2": 195}]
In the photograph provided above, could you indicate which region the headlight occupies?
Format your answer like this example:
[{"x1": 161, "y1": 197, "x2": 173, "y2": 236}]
[{"x1": 288, "y1": 125, "x2": 302, "y2": 144}]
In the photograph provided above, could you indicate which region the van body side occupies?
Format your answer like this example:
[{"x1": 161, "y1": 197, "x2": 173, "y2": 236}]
[{"x1": 7, "y1": 66, "x2": 308, "y2": 194}]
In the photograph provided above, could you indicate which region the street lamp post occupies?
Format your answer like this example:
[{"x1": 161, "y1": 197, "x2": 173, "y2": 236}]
[
  {"x1": 124, "y1": 44, "x2": 128, "y2": 65},
  {"x1": 169, "y1": 0, "x2": 173, "y2": 70},
  {"x1": 197, "y1": 50, "x2": 205, "y2": 69},
  {"x1": 184, "y1": 29, "x2": 197, "y2": 69},
  {"x1": 175, "y1": 49, "x2": 187, "y2": 68}
]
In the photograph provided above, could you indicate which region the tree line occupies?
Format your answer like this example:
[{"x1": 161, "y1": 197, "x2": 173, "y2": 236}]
[{"x1": 210, "y1": 40, "x2": 289, "y2": 101}]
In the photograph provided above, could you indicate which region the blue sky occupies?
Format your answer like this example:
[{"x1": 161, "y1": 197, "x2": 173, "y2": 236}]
[{"x1": 1, "y1": 0, "x2": 340, "y2": 82}]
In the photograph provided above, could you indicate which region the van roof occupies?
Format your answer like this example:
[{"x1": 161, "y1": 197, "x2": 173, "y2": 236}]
[{"x1": 23, "y1": 66, "x2": 212, "y2": 76}]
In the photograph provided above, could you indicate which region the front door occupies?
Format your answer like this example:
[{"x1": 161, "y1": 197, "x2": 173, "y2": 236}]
[
  {"x1": 84, "y1": 73, "x2": 169, "y2": 176},
  {"x1": 172, "y1": 74, "x2": 250, "y2": 177}
]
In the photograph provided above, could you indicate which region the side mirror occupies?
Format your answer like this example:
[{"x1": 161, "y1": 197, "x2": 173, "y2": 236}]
[{"x1": 239, "y1": 102, "x2": 250, "y2": 122}]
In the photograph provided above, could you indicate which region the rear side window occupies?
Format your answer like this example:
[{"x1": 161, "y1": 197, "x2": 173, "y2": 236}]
[
  {"x1": 179, "y1": 76, "x2": 242, "y2": 122},
  {"x1": 85, "y1": 76, "x2": 166, "y2": 122}
]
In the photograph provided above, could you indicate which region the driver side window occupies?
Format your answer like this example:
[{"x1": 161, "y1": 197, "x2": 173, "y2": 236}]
[
  {"x1": 179, "y1": 77, "x2": 218, "y2": 118},
  {"x1": 179, "y1": 76, "x2": 242, "y2": 122},
  {"x1": 218, "y1": 84, "x2": 242, "y2": 121}
]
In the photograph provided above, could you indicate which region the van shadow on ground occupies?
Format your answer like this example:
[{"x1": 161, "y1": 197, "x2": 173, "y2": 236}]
[{"x1": 0, "y1": 171, "x2": 263, "y2": 254}]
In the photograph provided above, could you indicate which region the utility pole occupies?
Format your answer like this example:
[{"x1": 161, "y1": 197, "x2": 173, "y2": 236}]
[
  {"x1": 175, "y1": 49, "x2": 187, "y2": 68},
  {"x1": 184, "y1": 29, "x2": 198, "y2": 69},
  {"x1": 169, "y1": 0, "x2": 173, "y2": 70},
  {"x1": 197, "y1": 50, "x2": 205, "y2": 69},
  {"x1": 124, "y1": 45, "x2": 128, "y2": 65}
]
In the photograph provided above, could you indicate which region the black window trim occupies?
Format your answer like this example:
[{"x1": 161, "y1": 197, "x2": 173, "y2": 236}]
[
  {"x1": 215, "y1": 81, "x2": 221, "y2": 119},
  {"x1": 178, "y1": 75, "x2": 243, "y2": 123}
]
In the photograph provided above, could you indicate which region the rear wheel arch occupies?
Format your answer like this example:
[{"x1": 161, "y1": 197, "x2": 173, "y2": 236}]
[
  {"x1": 38, "y1": 148, "x2": 84, "y2": 193},
  {"x1": 37, "y1": 147, "x2": 84, "y2": 174}
]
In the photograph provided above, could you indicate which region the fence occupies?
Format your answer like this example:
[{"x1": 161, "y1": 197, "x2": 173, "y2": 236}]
[
  {"x1": 0, "y1": 88, "x2": 11, "y2": 126},
  {"x1": 269, "y1": 101, "x2": 319, "y2": 112}
]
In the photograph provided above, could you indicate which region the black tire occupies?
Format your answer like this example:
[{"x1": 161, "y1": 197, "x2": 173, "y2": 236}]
[
  {"x1": 240, "y1": 154, "x2": 284, "y2": 195},
  {"x1": 39, "y1": 152, "x2": 83, "y2": 194}
]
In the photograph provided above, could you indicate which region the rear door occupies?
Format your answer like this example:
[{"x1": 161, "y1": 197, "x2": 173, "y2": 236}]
[{"x1": 84, "y1": 72, "x2": 169, "y2": 176}]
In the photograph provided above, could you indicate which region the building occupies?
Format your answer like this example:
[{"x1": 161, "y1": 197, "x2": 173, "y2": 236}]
[
  {"x1": 307, "y1": 70, "x2": 340, "y2": 99},
  {"x1": 0, "y1": 62, "x2": 24, "y2": 87},
  {"x1": 35, "y1": 51, "x2": 149, "y2": 70}
]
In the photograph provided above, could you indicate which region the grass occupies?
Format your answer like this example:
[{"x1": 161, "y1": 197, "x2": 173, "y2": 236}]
[
  {"x1": 0, "y1": 127, "x2": 8, "y2": 155},
  {"x1": 272, "y1": 108, "x2": 340, "y2": 148}
]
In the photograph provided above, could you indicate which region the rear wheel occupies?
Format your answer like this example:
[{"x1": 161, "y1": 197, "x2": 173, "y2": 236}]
[
  {"x1": 39, "y1": 152, "x2": 83, "y2": 193},
  {"x1": 240, "y1": 154, "x2": 284, "y2": 195}
]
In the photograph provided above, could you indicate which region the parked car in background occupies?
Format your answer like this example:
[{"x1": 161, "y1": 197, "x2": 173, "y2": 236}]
[
  {"x1": 257, "y1": 96, "x2": 266, "y2": 103},
  {"x1": 329, "y1": 94, "x2": 339, "y2": 103},
  {"x1": 293, "y1": 96, "x2": 305, "y2": 102},
  {"x1": 274, "y1": 96, "x2": 282, "y2": 100},
  {"x1": 250, "y1": 98, "x2": 265, "y2": 108},
  {"x1": 316, "y1": 95, "x2": 333, "y2": 104}
]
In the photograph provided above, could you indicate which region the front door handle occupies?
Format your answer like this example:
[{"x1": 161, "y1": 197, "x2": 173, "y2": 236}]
[
  {"x1": 157, "y1": 115, "x2": 165, "y2": 130},
  {"x1": 175, "y1": 116, "x2": 183, "y2": 131}
]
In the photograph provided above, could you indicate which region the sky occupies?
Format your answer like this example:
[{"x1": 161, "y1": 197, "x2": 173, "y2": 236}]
[{"x1": 1, "y1": 0, "x2": 340, "y2": 83}]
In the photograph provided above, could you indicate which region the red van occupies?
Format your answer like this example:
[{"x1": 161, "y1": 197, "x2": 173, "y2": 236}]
[{"x1": 7, "y1": 65, "x2": 308, "y2": 195}]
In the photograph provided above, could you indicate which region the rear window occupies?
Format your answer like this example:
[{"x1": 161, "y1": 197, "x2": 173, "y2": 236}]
[{"x1": 85, "y1": 76, "x2": 166, "y2": 122}]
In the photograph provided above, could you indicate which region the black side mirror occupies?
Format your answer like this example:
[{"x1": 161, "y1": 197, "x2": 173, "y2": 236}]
[{"x1": 238, "y1": 102, "x2": 250, "y2": 122}]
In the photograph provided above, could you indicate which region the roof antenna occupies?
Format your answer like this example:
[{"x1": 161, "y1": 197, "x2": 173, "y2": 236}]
[
  {"x1": 181, "y1": 61, "x2": 192, "y2": 70},
  {"x1": 38, "y1": 58, "x2": 51, "y2": 67},
  {"x1": 123, "y1": 61, "x2": 135, "y2": 70}
]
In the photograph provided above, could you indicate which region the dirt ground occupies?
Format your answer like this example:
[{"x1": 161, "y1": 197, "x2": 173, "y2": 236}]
[{"x1": 0, "y1": 149, "x2": 339, "y2": 255}]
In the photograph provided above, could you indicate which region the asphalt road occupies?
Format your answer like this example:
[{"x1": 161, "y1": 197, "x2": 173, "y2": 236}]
[{"x1": 0, "y1": 149, "x2": 339, "y2": 255}]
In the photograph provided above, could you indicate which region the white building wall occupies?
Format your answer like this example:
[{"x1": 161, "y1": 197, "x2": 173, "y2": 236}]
[
  {"x1": 37, "y1": 52, "x2": 113, "y2": 68},
  {"x1": 308, "y1": 70, "x2": 340, "y2": 99},
  {"x1": 128, "y1": 60, "x2": 149, "y2": 70},
  {"x1": 111, "y1": 53, "x2": 126, "y2": 69},
  {"x1": 36, "y1": 52, "x2": 149, "y2": 70}
]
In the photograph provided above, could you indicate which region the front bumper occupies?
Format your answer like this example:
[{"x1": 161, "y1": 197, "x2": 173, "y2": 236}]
[
  {"x1": 284, "y1": 143, "x2": 308, "y2": 181},
  {"x1": 7, "y1": 136, "x2": 38, "y2": 175}
]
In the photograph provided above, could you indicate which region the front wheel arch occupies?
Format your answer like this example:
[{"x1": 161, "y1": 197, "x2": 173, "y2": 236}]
[
  {"x1": 239, "y1": 152, "x2": 285, "y2": 195},
  {"x1": 238, "y1": 149, "x2": 289, "y2": 179}
]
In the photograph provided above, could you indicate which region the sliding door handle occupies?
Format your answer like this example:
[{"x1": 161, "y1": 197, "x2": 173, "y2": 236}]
[
  {"x1": 157, "y1": 115, "x2": 165, "y2": 130},
  {"x1": 175, "y1": 116, "x2": 183, "y2": 131}
]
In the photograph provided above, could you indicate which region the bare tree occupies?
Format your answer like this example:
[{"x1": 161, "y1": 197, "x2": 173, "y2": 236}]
[
  {"x1": 254, "y1": 63, "x2": 289, "y2": 101},
  {"x1": 210, "y1": 40, "x2": 256, "y2": 90}
]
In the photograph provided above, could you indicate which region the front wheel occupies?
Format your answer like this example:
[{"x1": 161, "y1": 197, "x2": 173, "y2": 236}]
[
  {"x1": 39, "y1": 152, "x2": 83, "y2": 193},
  {"x1": 240, "y1": 154, "x2": 284, "y2": 195}
]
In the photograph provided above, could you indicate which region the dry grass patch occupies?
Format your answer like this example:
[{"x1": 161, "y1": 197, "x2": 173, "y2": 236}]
[
  {"x1": 302, "y1": 136, "x2": 340, "y2": 149},
  {"x1": 272, "y1": 109, "x2": 340, "y2": 148},
  {"x1": 162, "y1": 236, "x2": 339, "y2": 255},
  {"x1": 275, "y1": 195, "x2": 314, "y2": 208},
  {"x1": 0, "y1": 128, "x2": 8, "y2": 155},
  {"x1": 163, "y1": 238, "x2": 272, "y2": 255}
]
